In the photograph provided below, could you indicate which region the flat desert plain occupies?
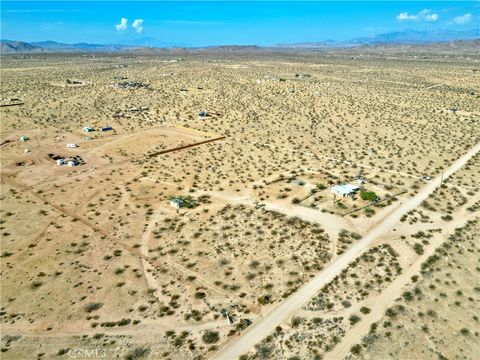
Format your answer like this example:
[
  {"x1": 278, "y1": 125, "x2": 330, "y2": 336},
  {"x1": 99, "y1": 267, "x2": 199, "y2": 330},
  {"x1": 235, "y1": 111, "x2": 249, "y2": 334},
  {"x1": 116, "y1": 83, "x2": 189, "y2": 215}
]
[{"x1": 1, "y1": 48, "x2": 479, "y2": 359}]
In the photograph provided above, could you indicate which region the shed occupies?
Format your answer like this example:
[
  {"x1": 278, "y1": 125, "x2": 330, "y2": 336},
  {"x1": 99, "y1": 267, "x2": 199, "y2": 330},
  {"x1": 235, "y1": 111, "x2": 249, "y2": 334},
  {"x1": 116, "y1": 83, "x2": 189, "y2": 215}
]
[
  {"x1": 355, "y1": 178, "x2": 366, "y2": 185},
  {"x1": 20, "y1": 135, "x2": 29, "y2": 142},
  {"x1": 56, "y1": 159, "x2": 65, "y2": 166},
  {"x1": 67, "y1": 143, "x2": 78, "y2": 148},
  {"x1": 198, "y1": 111, "x2": 208, "y2": 118},
  {"x1": 83, "y1": 127, "x2": 94, "y2": 132},
  {"x1": 67, "y1": 159, "x2": 78, "y2": 167},
  {"x1": 330, "y1": 184, "x2": 359, "y2": 197},
  {"x1": 169, "y1": 198, "x2": 185, "y2": 209},
  {"x1": 101, "y1": 127, "x2": 113, "y2": 132}
]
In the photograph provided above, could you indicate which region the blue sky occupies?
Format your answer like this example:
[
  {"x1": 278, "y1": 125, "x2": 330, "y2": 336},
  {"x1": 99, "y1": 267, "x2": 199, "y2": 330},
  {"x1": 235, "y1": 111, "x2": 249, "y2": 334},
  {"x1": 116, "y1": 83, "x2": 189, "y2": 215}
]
[{"x1": 1, "y1": 1, "x2": 478, "y2": 46}]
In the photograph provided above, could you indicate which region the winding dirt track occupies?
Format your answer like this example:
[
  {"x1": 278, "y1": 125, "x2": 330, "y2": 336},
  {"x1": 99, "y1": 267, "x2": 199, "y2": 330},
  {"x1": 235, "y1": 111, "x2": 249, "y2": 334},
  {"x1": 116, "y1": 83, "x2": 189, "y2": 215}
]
[{"x1": 212, "y1": 142, "x2": 480, "y2": 360}]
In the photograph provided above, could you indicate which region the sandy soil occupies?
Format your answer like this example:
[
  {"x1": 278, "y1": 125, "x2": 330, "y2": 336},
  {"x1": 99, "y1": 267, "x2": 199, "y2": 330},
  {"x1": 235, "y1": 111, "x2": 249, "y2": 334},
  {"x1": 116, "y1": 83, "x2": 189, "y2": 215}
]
[{"x1": 1, "y1": 50, "x2": 479, "y2": 359}]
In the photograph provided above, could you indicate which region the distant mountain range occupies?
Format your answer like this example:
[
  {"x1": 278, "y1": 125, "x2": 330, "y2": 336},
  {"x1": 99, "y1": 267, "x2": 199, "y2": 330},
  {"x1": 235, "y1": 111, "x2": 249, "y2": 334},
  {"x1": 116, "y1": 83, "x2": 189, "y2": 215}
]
[
  {"x1": 2, "y1": 29, "x2": 479, "y2": 54},
  {"x1": 275, "y1": 29, "x2": 480, "y2": 48},
  {"x1": 0, "y1": 40, "x2": 138, "y2": 53},
  {"x1": 1, "y1": 40, "x2": 45, "y2": 54}
]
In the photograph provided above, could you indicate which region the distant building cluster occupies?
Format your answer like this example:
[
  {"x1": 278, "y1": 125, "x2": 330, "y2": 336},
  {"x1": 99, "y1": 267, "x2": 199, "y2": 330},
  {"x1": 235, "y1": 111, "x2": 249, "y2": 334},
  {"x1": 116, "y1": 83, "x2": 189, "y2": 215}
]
[{"x1": 114, "y1": 81, "x2": 149, "y2": 89}]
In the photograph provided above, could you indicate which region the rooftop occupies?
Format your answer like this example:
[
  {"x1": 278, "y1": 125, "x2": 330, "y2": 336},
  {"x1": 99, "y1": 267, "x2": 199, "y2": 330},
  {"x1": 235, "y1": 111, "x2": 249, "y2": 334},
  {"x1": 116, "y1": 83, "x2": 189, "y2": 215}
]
[{"x1": 330, "y1": 184, "x2": 359, "y2": 196}]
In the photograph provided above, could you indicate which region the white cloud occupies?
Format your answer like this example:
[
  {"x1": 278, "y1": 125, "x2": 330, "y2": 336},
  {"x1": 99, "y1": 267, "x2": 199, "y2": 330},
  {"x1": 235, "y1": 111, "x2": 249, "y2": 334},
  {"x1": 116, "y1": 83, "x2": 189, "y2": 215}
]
[
  {"x1": 397, "y1": 12, "x2": 418, "y2": 21},
  {"x1": 115, "y1": 18, "x2": 128, "y2": 31},
  {"x1": 419, "y1": 9, "x2": 439, "y2": 22},
  {"x1": 453, "y1": 13, "x2": 473, "y2": 25},
  {"x1": 397, "y1": 9, "x2": 439, "y2": 22},
  {"x1": 132, "y1": 19, "x2": 144, "y2": 34}
]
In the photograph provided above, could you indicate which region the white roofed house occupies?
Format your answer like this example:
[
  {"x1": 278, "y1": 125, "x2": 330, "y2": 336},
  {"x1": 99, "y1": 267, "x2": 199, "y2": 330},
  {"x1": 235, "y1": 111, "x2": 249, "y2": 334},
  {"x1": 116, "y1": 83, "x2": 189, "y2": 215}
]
[{"x1": 330, "y1": 184, "x2": 360, "y2": 197}]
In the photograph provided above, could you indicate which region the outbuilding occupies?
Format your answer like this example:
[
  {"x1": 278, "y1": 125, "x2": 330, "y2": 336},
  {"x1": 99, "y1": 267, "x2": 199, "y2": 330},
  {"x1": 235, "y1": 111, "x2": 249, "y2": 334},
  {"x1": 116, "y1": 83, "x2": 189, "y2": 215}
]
[
  {"x1": 67, "y1": 159, "x2": 78, "y2": 167},
  {"x1": 19, "y1": 135, "x2": 29, "y2": 142},
  {"x1": 169, "y1": 198, "x2": 185, "y2": 209},
  {"x1": 67, "y1": 143, "x2": 78, "y2": 148},
  {"x1": 83, "y1": 127, "x2": 94, "y2": 132},
  {"x1": 355, "y1": 177, "x2": 366, "y2": 185},
  {"x1": 100, "y1": 127, "x2": 113, "y2": 132}
]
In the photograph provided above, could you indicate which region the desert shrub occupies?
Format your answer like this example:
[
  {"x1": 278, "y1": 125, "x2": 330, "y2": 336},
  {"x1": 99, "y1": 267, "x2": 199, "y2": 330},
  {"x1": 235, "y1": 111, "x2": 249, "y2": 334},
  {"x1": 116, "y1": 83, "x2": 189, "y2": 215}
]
[
  {"x1": 84, "y1": 302, "x2": 103, "y2": 313},
  {"x1": 402, "y1": 291, "x2": 414, "y2": 301},
  {"x1": 413, "y1": 243, "x2": 424, "y2": 255},
  {"x1": 291, "y1": 316, "x2": 304, "y2": 328},
  {"x1": 360, "y1": 306, "x2": 371, "y2": 314},
  {"x1": 194, "y1": 291, "x2": 206, "y2": 299},
  {"x1": 258, "y1": 294, "x2": 271, "y2": 305},
  {"x1": 349, "y1": 314, "x2": 361, "y2": 325},
  {"x1": 202, "y1": 330, "x2": 220, "y2": 344},
  {"x1": 351, "y1": 344, "x2": 362, "y2": 355},
  {"x1": 255, "y1": 344, "x2": 273, "y2": 358},
  {"x1": 57, "y1": 348, "x2": 70, "y2": 355},
  {"x1": 30, "y1": 281, "x2": 43, "y2": 289},
  {"x1": 125, "y1": 346, "x2": 150, "y2": 360}
]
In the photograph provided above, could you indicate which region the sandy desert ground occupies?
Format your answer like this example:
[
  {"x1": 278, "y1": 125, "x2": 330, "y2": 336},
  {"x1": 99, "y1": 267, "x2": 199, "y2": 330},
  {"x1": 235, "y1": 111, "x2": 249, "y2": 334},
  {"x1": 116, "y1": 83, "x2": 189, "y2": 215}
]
[{"x1": 1, "y1": 48, "x2": 479, "y2": 359}]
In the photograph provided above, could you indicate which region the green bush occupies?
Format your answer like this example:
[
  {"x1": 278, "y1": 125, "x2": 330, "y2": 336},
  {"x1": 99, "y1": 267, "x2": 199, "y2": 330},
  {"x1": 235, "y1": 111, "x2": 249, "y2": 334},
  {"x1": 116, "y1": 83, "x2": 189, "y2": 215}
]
[
  {"x1": 360, "y1": 190, "x2": 377, "y2": 202},
  {"x1": 202, "y1": 330, "x2": 220, "y2": 344},
  {"x1": 413, "y1": 243, "x2": 424, "y2": 255},
  {"x1": 258, "y1": 294, "x2": 271, "y2": 305},
  {"x1": 349, "y1": 314, "x2": 361, "y2": 325},
  {"x1": 351, "y1": 344, "x2": 362, "y2": 355},
  {"x1": 360, "y1": 306, "x2": 371, "y2": 314}
]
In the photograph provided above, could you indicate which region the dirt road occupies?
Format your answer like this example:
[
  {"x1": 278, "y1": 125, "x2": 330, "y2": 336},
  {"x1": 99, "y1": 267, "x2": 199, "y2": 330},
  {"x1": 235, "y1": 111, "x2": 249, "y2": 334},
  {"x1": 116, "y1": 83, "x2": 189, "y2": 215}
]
[
  {"x1": 207, "y1": 190, "x2": 355, "y2": 237},
  {"x1": 325, "y1": 201, "x2": 480, "y2": 360},
  {"x1": 212, "y1": 142, "x2": 480, "y2": 360}
]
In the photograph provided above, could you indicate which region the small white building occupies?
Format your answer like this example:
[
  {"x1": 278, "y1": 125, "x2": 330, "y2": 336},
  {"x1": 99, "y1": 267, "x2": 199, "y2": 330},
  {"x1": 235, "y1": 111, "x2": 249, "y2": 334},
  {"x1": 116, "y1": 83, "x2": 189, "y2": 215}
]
[
  {"x1": 330, "y1": 184, "x2": 360, "y2": 197},
  {"x1": 169, "y1": 197, "x2": 188, "y2": 209},
  {"x1": 67, "y1": 160, "x2": 78, "y2": 167},
  {"x1": 66, "y1": 143, "x2": 78, "y2": 148},
  {"x1": 355, "y1": 178, "x2": 366, "y2": 185},
  {"x1": 56, "y1": 159, "x2": 66, "y2": 166},
  {"x1": 169, "y1": 198, "x2": 183, "y2": 209}
]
